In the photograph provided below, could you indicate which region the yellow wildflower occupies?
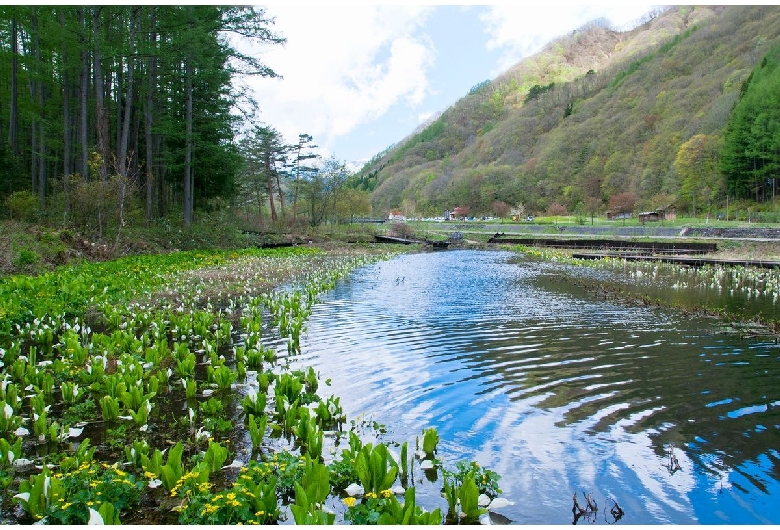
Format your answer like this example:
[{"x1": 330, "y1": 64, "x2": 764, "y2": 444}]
[
  {"x1": 343, "y1": 497, "x2": 356, "y2": 507},
  {"x1": 380, "y1": 489, "x2": 393, "y2": 498}
]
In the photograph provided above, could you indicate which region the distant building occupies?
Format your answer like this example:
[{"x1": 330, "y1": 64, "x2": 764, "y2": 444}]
[
  {"x1": 638, "y1": 206, "x2": 676, "y2": 223},
  {"x1": 606, "y1": 211, "x2": 632, "y2": 220},
  {"x1": 638, "y1": 211, "x2": 661, "y2": 222},
  {"x1": 388, "y1": 210, "x2": 406, "y2": 221}
]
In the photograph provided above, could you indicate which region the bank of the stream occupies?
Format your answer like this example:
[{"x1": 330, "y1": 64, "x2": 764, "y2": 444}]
[
  {"x1": 509, "y1": 245, "x2": 780, "y2": 341},
  {"x1": 2, "y1": 243, "x2": 524, "y2": 525},
  {"x1": 1, "y1": 227, "x2": 778, "y2": 524}
]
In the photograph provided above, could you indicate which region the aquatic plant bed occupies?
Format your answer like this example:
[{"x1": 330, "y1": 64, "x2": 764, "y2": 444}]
[
  {"x1": 519, "y1": 245, "x2": 779, "y2": 338},
  {"x1": 0, "y1": 244, "x2": 510, "y2": 524}
]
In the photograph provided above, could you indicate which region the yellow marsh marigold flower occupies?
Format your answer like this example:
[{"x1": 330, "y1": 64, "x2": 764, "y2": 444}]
[
  {"x1": 343, "y1": 497, "x2": 356, "y2": 508},
  {"x1": 365, "y1": 491, "x2": 377, "y2": 499},
  {"x1": 380, "y1": 489, "x2": 393, "y2": 498}
]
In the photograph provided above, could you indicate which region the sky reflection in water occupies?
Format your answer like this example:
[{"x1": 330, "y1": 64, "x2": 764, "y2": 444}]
[{"x1": 293, "y1": 250, "x2": 779, "y2": 524}]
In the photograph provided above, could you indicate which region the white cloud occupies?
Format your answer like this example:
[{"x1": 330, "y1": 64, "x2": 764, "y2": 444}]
[
  {"x1": 417, "y1": 111, "x2": 434, "y2": 124},
  {"x1": 237, "y1": 4, "x2": 659, "y2": 162},
  {"x1": 242, "y1": 5, "x2": 435, "y2": 157},
  {"x1": 480, "y1": 5, "x2": 657, "y2": 74}
]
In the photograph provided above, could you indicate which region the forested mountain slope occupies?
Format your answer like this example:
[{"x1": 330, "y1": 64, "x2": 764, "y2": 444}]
[{"x1": 357, "y1": 6, "x2": 780, "y2": 218}]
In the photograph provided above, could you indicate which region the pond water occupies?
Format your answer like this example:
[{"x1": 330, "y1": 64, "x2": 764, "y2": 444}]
[{"x1": 292, "y1": 249, "x2": 780, "y2": 525}]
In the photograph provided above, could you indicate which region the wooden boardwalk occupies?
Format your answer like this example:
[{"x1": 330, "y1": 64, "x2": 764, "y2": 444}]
[
  {"x1": 374, "y1": 235, "x2": 450, "y2": 248},
  {"x1": 488, "y1": 237, "x2": 717, "y2": 254},
  {"x1": 571, "y1": 252, "x2": 780, "y2": 269}
]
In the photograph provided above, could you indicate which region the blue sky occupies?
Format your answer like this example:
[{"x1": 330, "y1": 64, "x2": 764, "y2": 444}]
[{"x1": 241, "y1": 4, "x2": 657, "y2": 167}]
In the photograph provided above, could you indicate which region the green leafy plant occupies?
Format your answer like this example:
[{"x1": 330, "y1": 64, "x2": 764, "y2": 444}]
[
  {"x1": 458, "y1": 475, "x2": 483, "y2": 522},
  {"x1": 0, "y1": 400, "x2": 22, "y2": 433},
  {"x1": 183, "y1": 377, "x2": 197, "y2": 399},
  {"x1": 241, "y1": 390, "x2": 266, "y2": 416},
  {"x1": 43, "y1": 462, "x2": 144, "y2": 524},
  {"x1": 290, "y1": 459, "x2": 334, "y2": 525},
  {"x1": 200, "y1": 396, "x2": 224, "y2": 417},
  {"x1": 399, "y1": 441, "x2": 410, "y2": 485},
  {"x1": 355, "y1": 443, "x2": 398, "y2": 495},
  {"x1": 275, "y1": 373, "x2": 304, "y2": 405},
  {"x1": 124, "y1": 439, "x2": 150, "y2": 470},
  {"x1": 177, "y1": 472, "x2": 279, "y2": 525},
  {"x1": 0, "y1": 436, "x2": 23, "y2": 468},
  {"x1": 62, "y1": 398, "x2": 96, "y2": 425},
  {"x1": 314, "y1": 395, "x2": 345, "y2": 429},
  {"x1": 128, "y1": 399, "x2": 153, "y2": 427},
  {"x1": 175, "y1": 352, "x2": 196, "y2": 378},
  {"x1": 202, "y1": 441, "x2": 229, "y2": 474},
  {"x1": 60, "y1": 381, "x2": 83, "y2": 405},
  {"x1": 15, "y1": 470, "x2": 62, "y2": 521},
  {"x1": 99, "y1": 395, "x2": 120, "y2": 423},
  {"x1": 449, "y1": 460, "x2": 502, "y2": 498},
  {"x1": 245, "y1": 347, "x2": 264, "y2": 369},
  {"x1": 248, "y1": 414, "x2": 268, "y2": 449},
  {"x1": 442, "y1": 475, "x2": 459, "y2": 521},
  {"x1": 345, "y1": 487, "x2": 442, "y2": 525},
  {"x1": 209, "y1": 364, "x2": 236, "y2": 391},
  {"x1": 421, "y1": 427, "x2": 439, "y2": 458},
  {"x1": 160, "y1": 442, "x2": 185, "y2": 492}
]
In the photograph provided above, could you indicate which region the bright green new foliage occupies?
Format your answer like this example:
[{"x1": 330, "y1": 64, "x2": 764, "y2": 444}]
[{"x1": 355, "y1": 443, "x2": 398, "y2": 494}]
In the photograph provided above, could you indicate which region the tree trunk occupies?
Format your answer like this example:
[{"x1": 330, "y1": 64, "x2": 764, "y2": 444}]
[
  {"x1": 78, "y1": 7, "x2": 89, "y2": 179},
  {"x1": 34, "y1": 11, "x2": 46, "y2": 209},
  {"x1": 144, "y1": 8, "x2": 157, "y2": 224},
  {"x1": 8, "y1": 17, "x2": 18, "y2": 154},
  {"x1": 117, "y1": 9, "x2": 136, "y2": 177},
  {"x1": 275, "y1": 170, "x2": 285, "y2": 218},
  {"x1": 183, "y1": 9, "x2": 194, "y2": 227},
  {"x1": 93, "y1": 7, "x2": 108, "y2": 182},
  {"x1": 59, "y1": 9, "x2": 72, "y2": 199},
  {"x1": 266, "y1": 155, "x2": 277, "y2": 222}
]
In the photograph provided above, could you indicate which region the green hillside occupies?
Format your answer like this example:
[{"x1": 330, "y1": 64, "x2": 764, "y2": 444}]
[{"x1": 357, "y1": 6, "x2": 780, "y2": 219}]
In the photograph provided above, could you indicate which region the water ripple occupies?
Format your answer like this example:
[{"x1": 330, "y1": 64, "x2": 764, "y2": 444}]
[{"x1": 291, "y1": 250, "x2": 780, "y2": 524}]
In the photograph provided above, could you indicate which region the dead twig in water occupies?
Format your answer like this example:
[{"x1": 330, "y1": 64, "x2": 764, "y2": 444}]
[
  {"x1": 572, "y1": 491, "x2": 598, "y2": 524},
  {"x1": 605, "y1": 498, "x2": 624, "y2": 524},
  {"x1": 667, "y1": 443, "x2": 682, "y2": 475}
]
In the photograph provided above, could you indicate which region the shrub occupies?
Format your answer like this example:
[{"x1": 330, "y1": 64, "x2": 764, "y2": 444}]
[
  {"x1": 5, "y1": 191, "x2": 38, "y2": 222},
  {"x1": 14, "y1": 248, "x2": 40, "y2": 267}
]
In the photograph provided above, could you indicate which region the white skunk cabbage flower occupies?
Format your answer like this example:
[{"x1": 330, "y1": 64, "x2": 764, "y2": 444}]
[
  {"x1": 345, "y1": 483, "x2": 364, "y2": 497},
  {"x1": 488, "y1": 498, "x2": 513, "y2": 510},
  {"x1": 87, "y1": 507, "x2": 104, "y2": 525}
]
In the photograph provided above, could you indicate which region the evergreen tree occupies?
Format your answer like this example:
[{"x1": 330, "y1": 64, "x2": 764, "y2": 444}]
[{"x1": 720, "y1": 45, "x2": 780, "y2": 201}]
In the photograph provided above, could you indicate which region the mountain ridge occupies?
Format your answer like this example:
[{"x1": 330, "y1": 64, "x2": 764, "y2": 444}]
[{"x1": 357, "y1": 5, "x2": 780, "y2": 219}]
